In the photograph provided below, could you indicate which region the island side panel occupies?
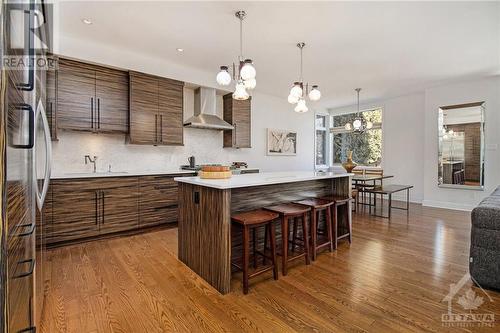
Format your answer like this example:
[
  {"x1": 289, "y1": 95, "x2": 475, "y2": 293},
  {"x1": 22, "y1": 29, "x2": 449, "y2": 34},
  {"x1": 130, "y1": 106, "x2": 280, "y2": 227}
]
[
  {"x1": 178, "y1": 182, "x2": 232, "y2": 294},
  {"x1": 231, "y1": 179, "x2": 334, "y2": 213}
]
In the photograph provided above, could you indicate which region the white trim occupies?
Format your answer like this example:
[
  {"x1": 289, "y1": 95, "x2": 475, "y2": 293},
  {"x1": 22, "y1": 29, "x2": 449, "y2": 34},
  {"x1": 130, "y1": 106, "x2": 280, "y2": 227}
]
[
  {"x1": 314, "y1": 112, "x2": 331, "y2": 169},
  {"x1": 422, "y1": 199, "x2": 475, "y2": 211}
]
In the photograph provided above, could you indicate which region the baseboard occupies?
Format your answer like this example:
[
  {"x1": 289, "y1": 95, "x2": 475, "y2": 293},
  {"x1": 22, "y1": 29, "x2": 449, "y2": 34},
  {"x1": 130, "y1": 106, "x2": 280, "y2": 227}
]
[
  {"x1": 391, "y1": 193, "x2": 423, "y2": 204},
  {"x1": 422, "y1": 199, "x2": 475, "y2": 211}
]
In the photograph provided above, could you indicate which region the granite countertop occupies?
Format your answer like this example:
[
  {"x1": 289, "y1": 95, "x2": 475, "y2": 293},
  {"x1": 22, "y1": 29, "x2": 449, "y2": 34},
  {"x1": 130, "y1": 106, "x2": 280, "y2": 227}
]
[{"x1": 174, "y1": 171, "x2": 353, "y2": 190}]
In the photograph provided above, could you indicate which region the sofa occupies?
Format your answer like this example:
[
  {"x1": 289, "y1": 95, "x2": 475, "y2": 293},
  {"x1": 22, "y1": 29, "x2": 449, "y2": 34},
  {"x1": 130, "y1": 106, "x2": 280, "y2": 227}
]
[{"x1": 469, "y1": 186, "x2": 500, "y2": 290}]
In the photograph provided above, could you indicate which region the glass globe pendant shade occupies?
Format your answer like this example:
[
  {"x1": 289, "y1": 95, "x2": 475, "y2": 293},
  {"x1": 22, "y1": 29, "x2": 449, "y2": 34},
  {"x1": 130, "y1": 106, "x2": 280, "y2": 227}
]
[
  {"x1": 244, "y1": 78, "x2": 256, "y2": 90},
  {"x1": 294, "y1": 98, "x2": 309, "y2": 113},
  {"x1": 240, "y1": 59, "x2": 256, "y2": 80},
  {"x1": 308, "y1": 85, "x2": 321, "y2": 101},
  {"x1": 344, "y1": 123, "x2": 353, "y2": 131},
  {"x1": 366, "y1": 121, "x2": 373, "y2": 130},
  {"x1": 353, "y1": 118, "x2": 362, "y2": 130},
  {"x1": 288, "y1": 94, "x2": 299, "y2": 104},
  {"x1": 216, "y1": 66, "x2": 231, "y2": 86},
  {"x1": 233, "y1": 80, "x2": 249, "y2": 100},
  {"x1": 290, "y1": 82, "x2": 303, "y2": 98}
]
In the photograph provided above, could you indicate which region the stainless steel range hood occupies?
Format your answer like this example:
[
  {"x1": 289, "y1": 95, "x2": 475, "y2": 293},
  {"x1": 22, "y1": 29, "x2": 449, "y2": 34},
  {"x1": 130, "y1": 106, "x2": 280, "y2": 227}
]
[{"x1": 183, "y1": 87, "x2": 234, "y2": 130}]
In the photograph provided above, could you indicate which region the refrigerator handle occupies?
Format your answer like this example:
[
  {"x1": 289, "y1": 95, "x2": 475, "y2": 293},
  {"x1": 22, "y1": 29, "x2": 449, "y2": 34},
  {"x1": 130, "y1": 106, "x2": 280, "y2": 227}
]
[{"x1": 36, "y1": 101, "x2": 52, "y2": 210}]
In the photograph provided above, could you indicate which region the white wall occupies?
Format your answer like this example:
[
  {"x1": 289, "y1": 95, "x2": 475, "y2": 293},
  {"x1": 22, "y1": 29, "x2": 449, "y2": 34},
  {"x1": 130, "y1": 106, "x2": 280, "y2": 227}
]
[
  {"x1": 423, "y1": 76, "x2": 500, "y2": 210},
  {"x1": 329, "y1": 76, "x2": 500, "y2": 210},
  {"x1": 52, "y1": 36, "x2": 315, "y2": 175},
  {"x1": 329, "y1": 93, "x2": 425, "y2": 203}
]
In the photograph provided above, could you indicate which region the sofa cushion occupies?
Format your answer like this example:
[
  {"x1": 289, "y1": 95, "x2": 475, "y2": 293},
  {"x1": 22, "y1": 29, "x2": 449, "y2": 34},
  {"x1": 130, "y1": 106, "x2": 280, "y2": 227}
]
[{"x1": 471, "y1": 196, "x2": 500, "y2": 230}]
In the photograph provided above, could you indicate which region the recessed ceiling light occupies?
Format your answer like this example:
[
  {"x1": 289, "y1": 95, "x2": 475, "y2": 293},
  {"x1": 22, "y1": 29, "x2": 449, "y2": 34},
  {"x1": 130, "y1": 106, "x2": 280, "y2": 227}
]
[
  {"x1": 82, "y1": 18, "x2": 93, "y2": 25},
  {"x1": 176, "y1": 48, "x2": 184, "y2": 52}
]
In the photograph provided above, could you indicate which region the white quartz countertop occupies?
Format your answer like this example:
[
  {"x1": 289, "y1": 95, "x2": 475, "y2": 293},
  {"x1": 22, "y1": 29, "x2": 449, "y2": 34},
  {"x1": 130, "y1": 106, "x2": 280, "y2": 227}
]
[
  {"x1": 174, "y1": 171, "x2": 353, "y2": 189},
  {"x1": 51, "y1": 169, "x2": 196, "y2": 179}
]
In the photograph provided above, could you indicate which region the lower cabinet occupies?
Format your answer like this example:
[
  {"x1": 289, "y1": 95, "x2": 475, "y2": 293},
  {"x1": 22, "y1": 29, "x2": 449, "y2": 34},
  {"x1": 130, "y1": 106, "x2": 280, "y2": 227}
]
[
  {"x1": 139, "y1": 175, "x2": 178, "y2": 228},
  {"x1": 44, "y1": 174, "x2": 191, "y2": 247}
]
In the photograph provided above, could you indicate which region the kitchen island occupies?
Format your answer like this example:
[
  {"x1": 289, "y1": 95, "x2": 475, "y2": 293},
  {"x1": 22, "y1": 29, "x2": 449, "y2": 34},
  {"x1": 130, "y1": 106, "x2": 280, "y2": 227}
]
[{"x1": 174, "y1": 171, "x2": 353, "y2": 294}]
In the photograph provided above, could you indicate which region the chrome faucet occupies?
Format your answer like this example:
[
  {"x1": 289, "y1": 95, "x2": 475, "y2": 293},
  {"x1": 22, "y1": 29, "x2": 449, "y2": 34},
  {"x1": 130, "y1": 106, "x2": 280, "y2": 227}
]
[{"x1": 84, "y1": 155, "x2": 98, "y2": 173}]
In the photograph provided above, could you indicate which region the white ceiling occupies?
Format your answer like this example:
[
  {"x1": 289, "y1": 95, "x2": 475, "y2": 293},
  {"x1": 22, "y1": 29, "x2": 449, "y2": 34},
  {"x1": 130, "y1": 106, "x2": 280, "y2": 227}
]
[{"x1": 59, "y1": 1, "x2": 500, "y2": 108}]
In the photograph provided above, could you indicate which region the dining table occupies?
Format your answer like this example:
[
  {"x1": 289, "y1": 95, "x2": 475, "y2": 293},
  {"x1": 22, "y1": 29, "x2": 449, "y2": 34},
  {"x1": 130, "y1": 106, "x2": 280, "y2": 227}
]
[{"x1": 352, "y1": 174, "x2": 394, "y2": 207}]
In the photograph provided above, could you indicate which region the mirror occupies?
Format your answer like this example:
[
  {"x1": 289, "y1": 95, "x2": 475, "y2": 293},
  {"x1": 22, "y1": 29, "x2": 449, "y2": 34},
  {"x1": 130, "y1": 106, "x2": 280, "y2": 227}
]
[{"x1": 438, "y1": 102, "x2": 485, "y2": 189}]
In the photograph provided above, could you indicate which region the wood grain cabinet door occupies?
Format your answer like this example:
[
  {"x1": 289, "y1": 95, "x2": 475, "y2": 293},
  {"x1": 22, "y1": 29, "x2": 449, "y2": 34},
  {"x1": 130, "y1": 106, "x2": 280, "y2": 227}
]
[
  {"x1": 139, "y1": 176, "x2": 179, "y2": 228},
  {"x1": 129, "y1": 72, "x2": 159, "y2": 144},
  {"x1": 95, "y1": 67, "x2": 129, "y2": 133},
  {"x1": 223, "y1": 94, "x2": 251, "y2": 148},
  {"x1": 158, "y1": 78, "x2": 184, "y2": 145},
  {"x1": 57, "y1": 59, "x2": 96, "y2": 131},
  {"x1": 99, "y1": 177, "x2": 139, "y2": 235},
  {"x1": 50, "y1": 179, "x2": 100, "y2": 245}
]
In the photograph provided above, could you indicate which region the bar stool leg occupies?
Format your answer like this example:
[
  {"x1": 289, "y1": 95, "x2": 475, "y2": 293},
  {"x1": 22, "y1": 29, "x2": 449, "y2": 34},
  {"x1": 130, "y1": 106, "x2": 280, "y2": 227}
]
[
  {"x1": 332, "y1": 204, "x2": 338, "y2": 250},
  {"x1": 242, "y1": 226, "x2": 250, "y2": 294},
  {"x1": 310, "y1": 208, "x2": 317, "y2": 261},
  {"x1": 326, "y1": 205, "x2": 334, "y2": 252},
  {"x1": 269, "y1": 223, "x2": 278, "y2": 280},
  {"x1": 292, "y1": 217, "x2": 298, "y2": 253},
  {"x1": 301, "y1": 212, "x2": 311, "y2": 265},
  {"x1": 263, "y1": 226, "x2": 268, "y2": 265},
  {"x1": 252, "y1": 228, "x2": 257, "y2": 268},
  {"x1": 281, "y1": 216, "x2": 289, "y2": 276},
  {"x1": 347, "y1": 202, "x2": 353, "y2": 244}
]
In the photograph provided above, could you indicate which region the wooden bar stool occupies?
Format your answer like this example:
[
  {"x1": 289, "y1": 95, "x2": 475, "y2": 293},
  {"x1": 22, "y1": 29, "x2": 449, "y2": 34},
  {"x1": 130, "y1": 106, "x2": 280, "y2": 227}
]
[
  {"x1": 320, "y1": 196, "x2": 352, "y2": 249},
  {"x1": 264, "y1": 203, "x2": 311, "y2": 276},
  {"x1": 294, "y1": 198, "x2": 334, "y2": 261},
  {"x1": 232, "y1": 209, "x2": 279, "y2": 294}
]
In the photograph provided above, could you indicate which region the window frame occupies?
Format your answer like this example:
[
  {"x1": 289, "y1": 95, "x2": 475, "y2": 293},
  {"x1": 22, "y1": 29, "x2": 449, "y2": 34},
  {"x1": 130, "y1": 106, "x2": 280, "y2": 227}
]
[
  {"x1": 329, "y1": 107, "x2": 384, "y2": 167},
  {"x1": 314, "y1": 112, "x2": 332, "y2": 169}
]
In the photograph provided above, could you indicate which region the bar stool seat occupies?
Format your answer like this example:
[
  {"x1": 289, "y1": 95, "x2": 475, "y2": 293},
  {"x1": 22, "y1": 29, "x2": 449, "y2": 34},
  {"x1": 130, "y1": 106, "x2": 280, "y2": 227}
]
[
  {"x1": 294, "y1": 198, "x2": 334, "y2": 261},
  {"x1": 232, "y1": 209, "x2": 279, "y2": 294},
  {"x1": 264, "y1": 203, "x2": 311, "y2": 276},
  {"x1": 320, "y1": 195, "x2": 352, "y2": 249}
]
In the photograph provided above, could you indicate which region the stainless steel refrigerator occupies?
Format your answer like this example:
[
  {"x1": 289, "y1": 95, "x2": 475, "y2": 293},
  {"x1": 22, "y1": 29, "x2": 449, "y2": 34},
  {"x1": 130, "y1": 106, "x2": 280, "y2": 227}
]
[{"x1": 1, "y1": 0, "x2": 51, "y2": 331}]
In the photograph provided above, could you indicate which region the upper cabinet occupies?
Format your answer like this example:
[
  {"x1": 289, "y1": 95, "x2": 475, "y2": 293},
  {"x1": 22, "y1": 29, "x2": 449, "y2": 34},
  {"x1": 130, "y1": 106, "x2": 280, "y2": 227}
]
[
  {"x1": 223, "y1": 93, "x2": 251, "y2": 148},
  {"x1": 129, "y1": 71, "x2": 184, "y2": 146},
  {"x1": 57, "y1": 58, "x2": 129, "y2": 134}
]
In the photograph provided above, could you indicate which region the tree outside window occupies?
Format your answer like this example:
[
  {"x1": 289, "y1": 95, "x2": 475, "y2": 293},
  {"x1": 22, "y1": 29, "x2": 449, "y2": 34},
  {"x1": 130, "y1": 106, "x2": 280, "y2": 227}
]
[{"x1": 332, "y1": 109, "x2": 382, "y2": 166}]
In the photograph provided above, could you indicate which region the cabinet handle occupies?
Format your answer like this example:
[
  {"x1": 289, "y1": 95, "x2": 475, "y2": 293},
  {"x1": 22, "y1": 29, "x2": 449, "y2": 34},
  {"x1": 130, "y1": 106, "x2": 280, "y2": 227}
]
[
  {"x1": 95, "y1": 191, "x2": 98, "y2": 225},
  {"x1": 160, "y1": 115, "x2": 163, "y2": 142},
  {"x1": 101, "y1": 191, "x2": 105, "y2": 224},
  {"x1": 13, "y1": 258, "x2": 35, "y2": 279},
  {"x1": 91, "y1": 97, "x2": 94, "y2": 129},
  {"x1": 10, "y1": 104, "x2": 34, "y2": 149},
  {"x1": 234, "y1": 122, "x2": 238, "y2": 148},
  {"x1": 97, "y1": 98, "x2": 100, "y2": 129},
  {"x1": 15, "y1": 222, "x2": 35, "y2": 237},
  {"x1": 154, "y1": 114, "x2": 158, "y2": 143},
  {"x1": 17, "y1": 0, "x2": 35, "y2": 91}
]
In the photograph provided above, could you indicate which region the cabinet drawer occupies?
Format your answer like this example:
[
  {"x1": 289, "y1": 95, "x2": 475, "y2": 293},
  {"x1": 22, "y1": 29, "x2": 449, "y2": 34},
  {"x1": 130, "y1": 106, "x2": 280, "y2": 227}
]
[{"x1": 139, "y1": 175, "x2": 179, "y2": 227}]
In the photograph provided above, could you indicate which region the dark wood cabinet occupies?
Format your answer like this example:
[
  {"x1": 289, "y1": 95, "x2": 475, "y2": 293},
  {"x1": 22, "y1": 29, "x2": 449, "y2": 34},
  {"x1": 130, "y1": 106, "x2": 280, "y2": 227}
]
[
  {"x1": 50, "y1": 179, "x2": 100, "y2": 244},
  {"x1": 223, "y1": 94, "x2": 251, "y2": 148},
  {"x1": 139, "y1": 175, "x2": 179, "y2": 228},
  {"x1": 99, "y1": 178, "x2": 139, "y2": 235},
  {"x1": 129, "y1": 71, "x2": 184, "y2": 145},
  {"x1": 43, "y1": 174, "x2": 194, "y2": 247},
  {"x1": 57, "y1": 58, "x2": 128, "y2": 134}
]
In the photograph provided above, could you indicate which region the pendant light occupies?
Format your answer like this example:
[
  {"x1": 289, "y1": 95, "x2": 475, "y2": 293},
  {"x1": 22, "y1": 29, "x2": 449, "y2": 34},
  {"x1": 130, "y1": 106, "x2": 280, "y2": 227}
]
[
  {"x1": 287, "y1": 42, "x2": 321, "y2": 112},
  {"x1": 216, "y1": 11, "x2": 256, "y2": 100},
  {"x1": 344, "y1": 88, "x2": 373, "y2": 133}
]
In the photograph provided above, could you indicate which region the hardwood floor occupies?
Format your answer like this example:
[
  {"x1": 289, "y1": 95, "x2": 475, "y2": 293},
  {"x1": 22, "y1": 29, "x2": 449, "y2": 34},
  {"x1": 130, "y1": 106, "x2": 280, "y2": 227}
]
[{"x1": 36, "y1": 203, "x2": 500, "y2": 332}]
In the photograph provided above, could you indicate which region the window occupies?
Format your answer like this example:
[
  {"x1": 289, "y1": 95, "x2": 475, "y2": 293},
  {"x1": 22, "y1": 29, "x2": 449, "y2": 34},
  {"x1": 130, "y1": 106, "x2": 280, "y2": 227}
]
[
  {"x1": 331, "y1": 108, "x2": 382, "y2": 166},
  {"x1": 315, "y1": 114, "x2": 329, "y2": 167}
]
